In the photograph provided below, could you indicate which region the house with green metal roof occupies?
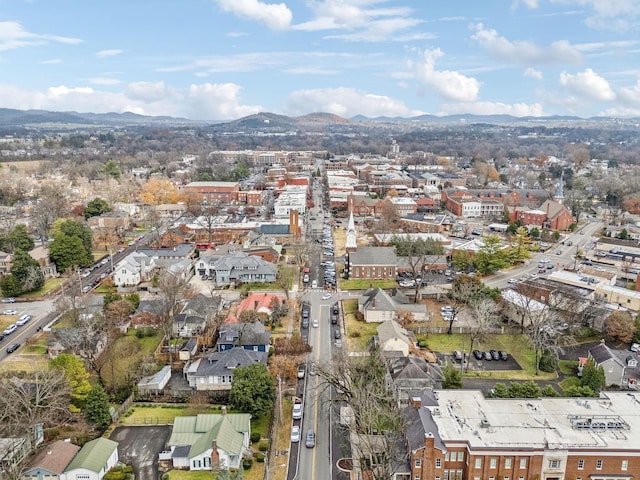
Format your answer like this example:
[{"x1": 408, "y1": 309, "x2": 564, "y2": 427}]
[
  {"x1": 62, "y1": 437, "x2": 119, "y2": 480},
  {"x1": 162, "y1": 413, "x2": 251, "y2": 471}
]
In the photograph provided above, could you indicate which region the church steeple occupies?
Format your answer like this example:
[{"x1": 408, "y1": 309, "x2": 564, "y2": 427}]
[
  {"x1": 345, "y1": 211, "x2": 357, "y2": 253},
  {"x1": 554, "y1": 172, "x2": 565, "y2": 205}
]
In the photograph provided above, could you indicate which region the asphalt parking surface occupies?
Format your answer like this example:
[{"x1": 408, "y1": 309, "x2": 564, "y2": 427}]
[{"x1": 110, "y1": 425, "x2": 171, "y2": 480}]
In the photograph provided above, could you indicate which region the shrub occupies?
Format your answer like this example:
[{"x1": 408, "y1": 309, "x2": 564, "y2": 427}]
[
  {"x1": 258, "y1": 441, "x2": 268, "y2": 452},
  {"x1": 350, "y1": 331, "x2": 361, "y2": 338},
  {"x1": 242, "y1": 458, "x2": 253, "y2": 470},
  {"x1": 250, "y1": 432, "x2": 261, "y2": 443},
  {"x1": 538, "y1": 350, "x2": 558, "y2": 373},
  {"x1": 418, "y1": 340, "x2": 428, "y2": 348},
  {"x1": 256, "y1": 452, "x2": 265, "y2": 463}
]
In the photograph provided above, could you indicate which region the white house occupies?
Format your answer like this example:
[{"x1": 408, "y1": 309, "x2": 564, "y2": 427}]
[
  {"x1": 112, "y1": 253, "x2": 155, "y2": 287},
  {"x1": 62, "y1": 438, "x2": 119, "y2": 480},
  {"x1": 376, "y1": 320, "x2": 412, "y2": 357}
]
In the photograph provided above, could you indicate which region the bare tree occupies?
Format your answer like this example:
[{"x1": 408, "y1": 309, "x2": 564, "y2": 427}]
[
  {"x1": 466, "y1": 298, "x2": 498, "y2": 371},
  {"x1": 314, "y1": 348, "x2": 407, "y2": 480},
  {"x1": 392, "y1": 235, "x2": 444, "y2": 302},
  {"x1": 157, "y1": 269, "x2": 189, "y2": 361},
  {"x1": 446, "y1": 274, "x2": 484, "y2": 335}
]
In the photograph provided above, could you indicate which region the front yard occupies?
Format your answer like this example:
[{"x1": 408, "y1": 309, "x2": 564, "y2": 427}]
[{"x1": 340, "y1": 279, "x2": 398, "y2": 290}]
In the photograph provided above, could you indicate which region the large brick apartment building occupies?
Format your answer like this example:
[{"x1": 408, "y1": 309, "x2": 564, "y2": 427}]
[
  {"x1": 182, "y1": 181, "x2": 240, "y2": 203},
  {"x1": 404, "y1": 389, "x2": 639, "y2": 480}
]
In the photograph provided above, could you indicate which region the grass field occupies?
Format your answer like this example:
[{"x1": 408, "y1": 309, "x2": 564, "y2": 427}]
[
  {"x1": 343, "y1": 299, "x2": 378, "y2": 352},
  {"x1": 166, "y1": 470, "x2": 217, "y2": 479},
  {"x1": 340, "y1": 279, "x2": 398, "y2": 290},
  {"x1": 20, "y1": 277, "x2": 63, "y2": 298},
  {"x1": 101, "y1": 330, "x2": 163, "y2": 392}
]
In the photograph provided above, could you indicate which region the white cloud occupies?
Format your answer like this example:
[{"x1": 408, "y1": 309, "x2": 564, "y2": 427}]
[
  {"x1": 0, "y1": 81, "x2": 262, "y2": 120},
  {"x1": 284, "y1": 87, "x2": 423, "y2": 118},
  {"x1": 553, "y1": 0, "x2": 640, "y2": 30},
  {"x1": 284, "y1": 66, "x2": 339, "y2": 75},
  {"x1": 407, "y1": 48, "x2": 480, "y2": 102},
  {"x1": 96, "y1": 49, "x2": 123, "y2": 58},
  {"x1": 216, "y1": 0, "x2": 292, "y2": 30},
  {"x1": 524, "y1": 67, "x2": 543, "y2": 80},
  {"x1": 559, "y1": 68, "x2": 616, "y2": 101},
  {"x1": 439, "y1": 101, "x2": 544, "y2": 117},
  {"x1": 293, "y1": 0, "x2": 428, "y2": 42},
  {"x1": 187, "y1": 83, "x2": 262, "y2": 119},
  {"x1": 471, "y1": 23, "x2": 582, "y2": 65},
  {"x1": 0, "y1": 21, "x2": 82, "y2": 51},
  {"x1": 617, "y1": 78, "x2": 640, "y2": 105},
  {"x1": 512, "y1": 0, "x2": 539, "y2": 8}
]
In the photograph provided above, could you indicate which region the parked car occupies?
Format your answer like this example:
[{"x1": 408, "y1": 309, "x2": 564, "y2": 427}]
[
  {"x1": 498, "y1": 351, "x2": 508, "y2": 361},
  {"x1": 507, "y1": 278, "x2": 517, "y2": 285},
  {"x1": 483, "y1": 351, "x2": 492, "y2": 361},
  {"x1": 334, "y1": 329, "x2": 341, "y2": 339},
  {"x1": 292, "y1": 402, "x2": 302, "y2": 420},
  {"x1": 6, "y1": 343, "x2": 20, "y2": 354},
  {"x1": 297, "y1": 364, "x2": 306, "y2": 379},
  {"x1": 473, "y1": 350, "x2": 483, "y2": 360},
  {"x1": 490, "y1": 350, "x2": 500, "y2": 360},
  {"x1": 290, "y1": 425, "x2": 300, "y2": 443},
  {"x1": 3, "y1": 324, "x2": 17, "y2": 335},
  {"x1": 2, "y1": 309, "x2": 18, "y2": 315},
  {"x1": 1, "y1": 297, "x2": 16, "y2": 303},
  {"x1": 453, "y1": 350, "x2": 463, "y2": 361}
]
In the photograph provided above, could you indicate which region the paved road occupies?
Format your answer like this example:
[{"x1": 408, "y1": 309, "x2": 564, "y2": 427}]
[{"x1": 0, "y1": 298, "x2": 56, "y2": 360}]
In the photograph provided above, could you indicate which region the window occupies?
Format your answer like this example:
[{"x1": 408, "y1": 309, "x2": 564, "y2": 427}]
[
  {"x1": 576, "y1": 477, "x2": 582, "y2": 480},
  {"x1": 549, "y1": 460, "x2": 561, "y2": 469},
  {"x1": 519, "y1": 458, "x2": 526, "y2": 469},
  {"x1": 414, "y1": 476, "x2": 420, "y2": 480},
  {"x1": 505, "y1": 458, "x2": 512, "y2": 468},
  {"x1": 443, "y1": 470, "x2": 448, "y2": 480},
  {"x1": 435, "y1": 477, "x2": 440, "y2": 480},
  {"x1": 596, "y1": 459, "x2": 603, "y2": 470},
  {"x1": 489, "y1": 477, "x2": 495, "y2": 480},
  {"x1": 444, "y1": 452, "x2": 449, "y2": 461},
  {"x1": 490, "y1": 458, "x2": 497, "y2": 469},
  {"x1": 457, "y1": 452, "x2": 464, "y2": 461},
  {"x1": 436, "y1": 458, "x2": 441, "y2": 468},
  {"x1": 474, "y1": 458, "x2": 482, "y2": 469},
  {"x1": 622, "y1": 460, "x2": 628, "y2": 471},
  {"x1": 518, "y1": 477, "x2": 525, "y2": 480},
  {"x1": 415, "y1": 459, "x2": 422, "y2": 468},
  {"x1": 577, "y1": 459, "x2": 584, "y2": 470},
  {"x1": 456, "y1": 470, "x2": 462, "y2": 480}
]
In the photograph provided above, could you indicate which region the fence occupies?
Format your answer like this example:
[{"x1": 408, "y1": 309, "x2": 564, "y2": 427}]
[
  {"x1": 411, "y1": 325, "x2": 522, "y2": 335},
  {"x1": 111, "y1": 392, "x2": 135, "y2": 424}
]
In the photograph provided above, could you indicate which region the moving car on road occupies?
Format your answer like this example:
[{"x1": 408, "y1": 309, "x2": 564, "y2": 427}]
[{"x1": 6, "y1": 343, "x2": 20, "y2": 354}]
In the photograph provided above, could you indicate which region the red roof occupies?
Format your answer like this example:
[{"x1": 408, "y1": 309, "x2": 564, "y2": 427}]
[
  {"x1": 416, "y1": 198, "x2": 437, "y2": 205},
  {"x1": 237, "y1": 292, "x2": 285, "y2": 315}
]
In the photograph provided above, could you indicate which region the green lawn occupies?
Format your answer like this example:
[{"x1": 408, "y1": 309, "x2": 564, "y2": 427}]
[
  {"x1": 167, "y1": 470, "x2": 217, "y2": 479},
  {"x1": 119, "y1": 404, "x2": 224, "y2": 425},
  {"x1": 340, "y1": 279, "x2": 398, "y2": 290},
  {"x1": 416, "y1": 333, "x2": 557, "y2": 380},
  {"x1": 20, "y1": 277, "x2": 64, "y2": 298},
  {"x1": 343, "y1": 300, "x2": 378, "y2": 352},
  {"x1": 250, "y1": 412, "x2": 271, "y2": 440}
]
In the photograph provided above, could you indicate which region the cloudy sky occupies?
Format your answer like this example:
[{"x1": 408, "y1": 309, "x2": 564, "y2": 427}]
[{"x1": 2, "y1": 0, "x2": 640, "y2": 120}]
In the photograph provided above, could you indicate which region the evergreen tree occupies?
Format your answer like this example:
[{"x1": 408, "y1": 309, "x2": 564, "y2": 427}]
[
  {"x1": 580, "y1": 357, "x2": 606, "y2": 392},
  {"x1": 85, "y1": 383, "x2": 112, "y2": 429},
  {"x1": 442, "y1": 364, "x2": 463, "y2": 389},
  {"x1": 229, "y1": 364, "x2": 275, "y2": 417}
]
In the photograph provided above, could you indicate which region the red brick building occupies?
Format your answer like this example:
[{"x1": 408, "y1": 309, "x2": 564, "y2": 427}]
[
  {"x1": 182, "y1": 181, "x2": 240, "y2": 203},
  {"x1": 404, "y1": 390, "x2": 640, "y2": 480}
]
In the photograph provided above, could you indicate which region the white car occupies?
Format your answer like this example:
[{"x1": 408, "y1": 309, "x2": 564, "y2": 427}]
[
  {"x1": 3, "y1": 324, "x2": 17, "y2": 335},
  {"x1": 322, "y1": 293, "x2": 332, "y2": 300},
  {"x1": 507, "y1": 278, "x2": 518, "y2": 285},
  {"x1": 16, "y1": 314, "x2": 31, "y2": 326},
  {"x1": 291, "y1": 425, "x2": 301, "y2": 443},
  {"x1": 2, "y1": 309, "x2": 18, "y2": 315},
  {"x1": 312, "y1": 318, "x2": 318, "y2": 328},
  {"x1": 292, "y1": 403, "x2": 302, "y2": 419}
]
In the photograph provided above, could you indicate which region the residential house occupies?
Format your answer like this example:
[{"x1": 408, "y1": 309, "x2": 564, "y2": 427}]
[
  {"x1": 28, "y1": 246, "x2": 58, "y2": 280},
  {"x1": 216, "y1": 322, "x2": 271, "y2": 352},
  {"x1": 586, "y1": 341, "x2": 626, "y2": 387},
  {"x1": 347, "y1": 246, "x2": 397, "y2": 280},
  {"x1": 404, "y1": 389, "x2": 640, "y2": 480},
  {"x1": 358, "y1": 288, "x2": 427, "y2": 323},
  {"x1": 161, "y1": 413, "x2": 251, "y2": 471},
  {"x1": 87, "y1": 211, "x2": 130, "y2": 237},
  {"x1": 174, "y1": 294, "x2": 222, "y2": 337},
  {"x1": 383, "y1": 355, "x2": 444, "y2": 407},
  {"x1": 376, "y1": 320, "x2": 413, "y2": 357},
  {"x1": 179, "y1": 337, "x2": 199, "y2": 361},
  {"x1": 0, "y1": 250, "x2": 12, "y2": 277},
  {"x1": 23, "y1": 440, "x2": 81, "y2": 480},
  {"x1": 112, "y1": 253, "x2": 155, "y2": 287},
  {"x1": 237, "y1": 292, "x2": 285, "y2": 318},
  {"x1": 130, "y1": 299, "x2": 164, "y2": 328},
  {"x1": 185, "y1": 347, "x2": 268, "y2": 391},
  {"x1": 0, "y1": 436, "x2": 31, "y2": 476},
  {"x1": 62, "y1": 438, "x2": 119, "y2": 480},
  {"x1": 209, "y1": 252, "x2": 277, "y2": 285}
]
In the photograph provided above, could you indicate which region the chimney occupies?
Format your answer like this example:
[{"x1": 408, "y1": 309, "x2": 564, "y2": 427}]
[
  {"x1": 221, "y1": 405, "x2": 227, "y2": 415},
  {"x1": 412, "y1": 397, "x2": 422, "y2": 408},
  {"x1": 372, "y1": 299, "x2": 376, "y2": 308},
  {"x1": 211, "y1": 441, "x2": 220, "y2": 464},
  {"x1": 254, "y1": 300, "x2": 259, "y2": 309}
]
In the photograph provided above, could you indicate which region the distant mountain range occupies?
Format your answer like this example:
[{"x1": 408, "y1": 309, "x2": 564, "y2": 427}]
[{"x1": 0, "y1": 107, "x2": 635, "y2": 130}]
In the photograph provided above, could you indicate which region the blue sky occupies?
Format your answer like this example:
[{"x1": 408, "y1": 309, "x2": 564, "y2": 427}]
[{"x1": 1, "y1": 0, "x2": 640, "y2": 120}]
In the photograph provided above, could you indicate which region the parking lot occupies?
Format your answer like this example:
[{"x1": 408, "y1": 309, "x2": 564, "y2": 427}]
[
  {"x1": 442, "y1": 352, "x2": 523, "y2": 372},
  {"x1": 110, "y1": 425, "x2": 171, "y2": 480}
]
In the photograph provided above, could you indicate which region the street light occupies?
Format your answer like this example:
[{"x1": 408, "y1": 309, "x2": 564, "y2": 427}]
[{"x1": 265, "y1": 459, "x2": 286, "y2": 480}]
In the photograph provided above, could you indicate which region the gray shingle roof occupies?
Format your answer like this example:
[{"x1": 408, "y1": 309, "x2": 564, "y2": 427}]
[
  {"x1": 195, "y1": 347, "x2": 267, "y2": 377},
  {"x1": 349, "y1": 246, "x2": 397, "y2": 267}
]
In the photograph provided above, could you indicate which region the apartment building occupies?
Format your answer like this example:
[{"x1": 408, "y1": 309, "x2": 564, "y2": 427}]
[
  {"x1": 182, "y1": 181, "x2": 240, "y2": 203},
  {"x1": 404, "y1": 389, "x2": 640, "y2": 480}
]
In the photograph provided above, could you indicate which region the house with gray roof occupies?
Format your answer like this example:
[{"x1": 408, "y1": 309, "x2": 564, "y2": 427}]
[
  {"x1": 586, "y1": 341, "x2": 627, "y2": 386},
  {"x1": 217, "y1": 322, "x2": 271, "y2": 352},
  {"x1": 62, "y1": 437, "x2": 118, "y2": 480},
  {"x1": 209, "y1": 251, "x2": 277, "y2": 285},
  {"x1": 185, "y1": 347, "x2": 268, "y2": 391},
  {"x1": 376, "y1": 320, "x2": 413, "y2": 357},
  {"x1": 358, "y1": 288, "x2": 427, "y2": 323},
  {"x1": 161, "y1": 413, "x2": 251, "y2": 471},
  {"x1": 347, "y1": 246, "x2": 397, "y2": 280},
  {"x1": 384, "y1": 355, "x2": 444, "y2": 407}
]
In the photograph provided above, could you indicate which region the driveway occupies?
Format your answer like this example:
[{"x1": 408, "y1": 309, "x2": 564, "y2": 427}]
[{"x1": 110, "y1": 425, "x2": 171, "y2": 480}]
